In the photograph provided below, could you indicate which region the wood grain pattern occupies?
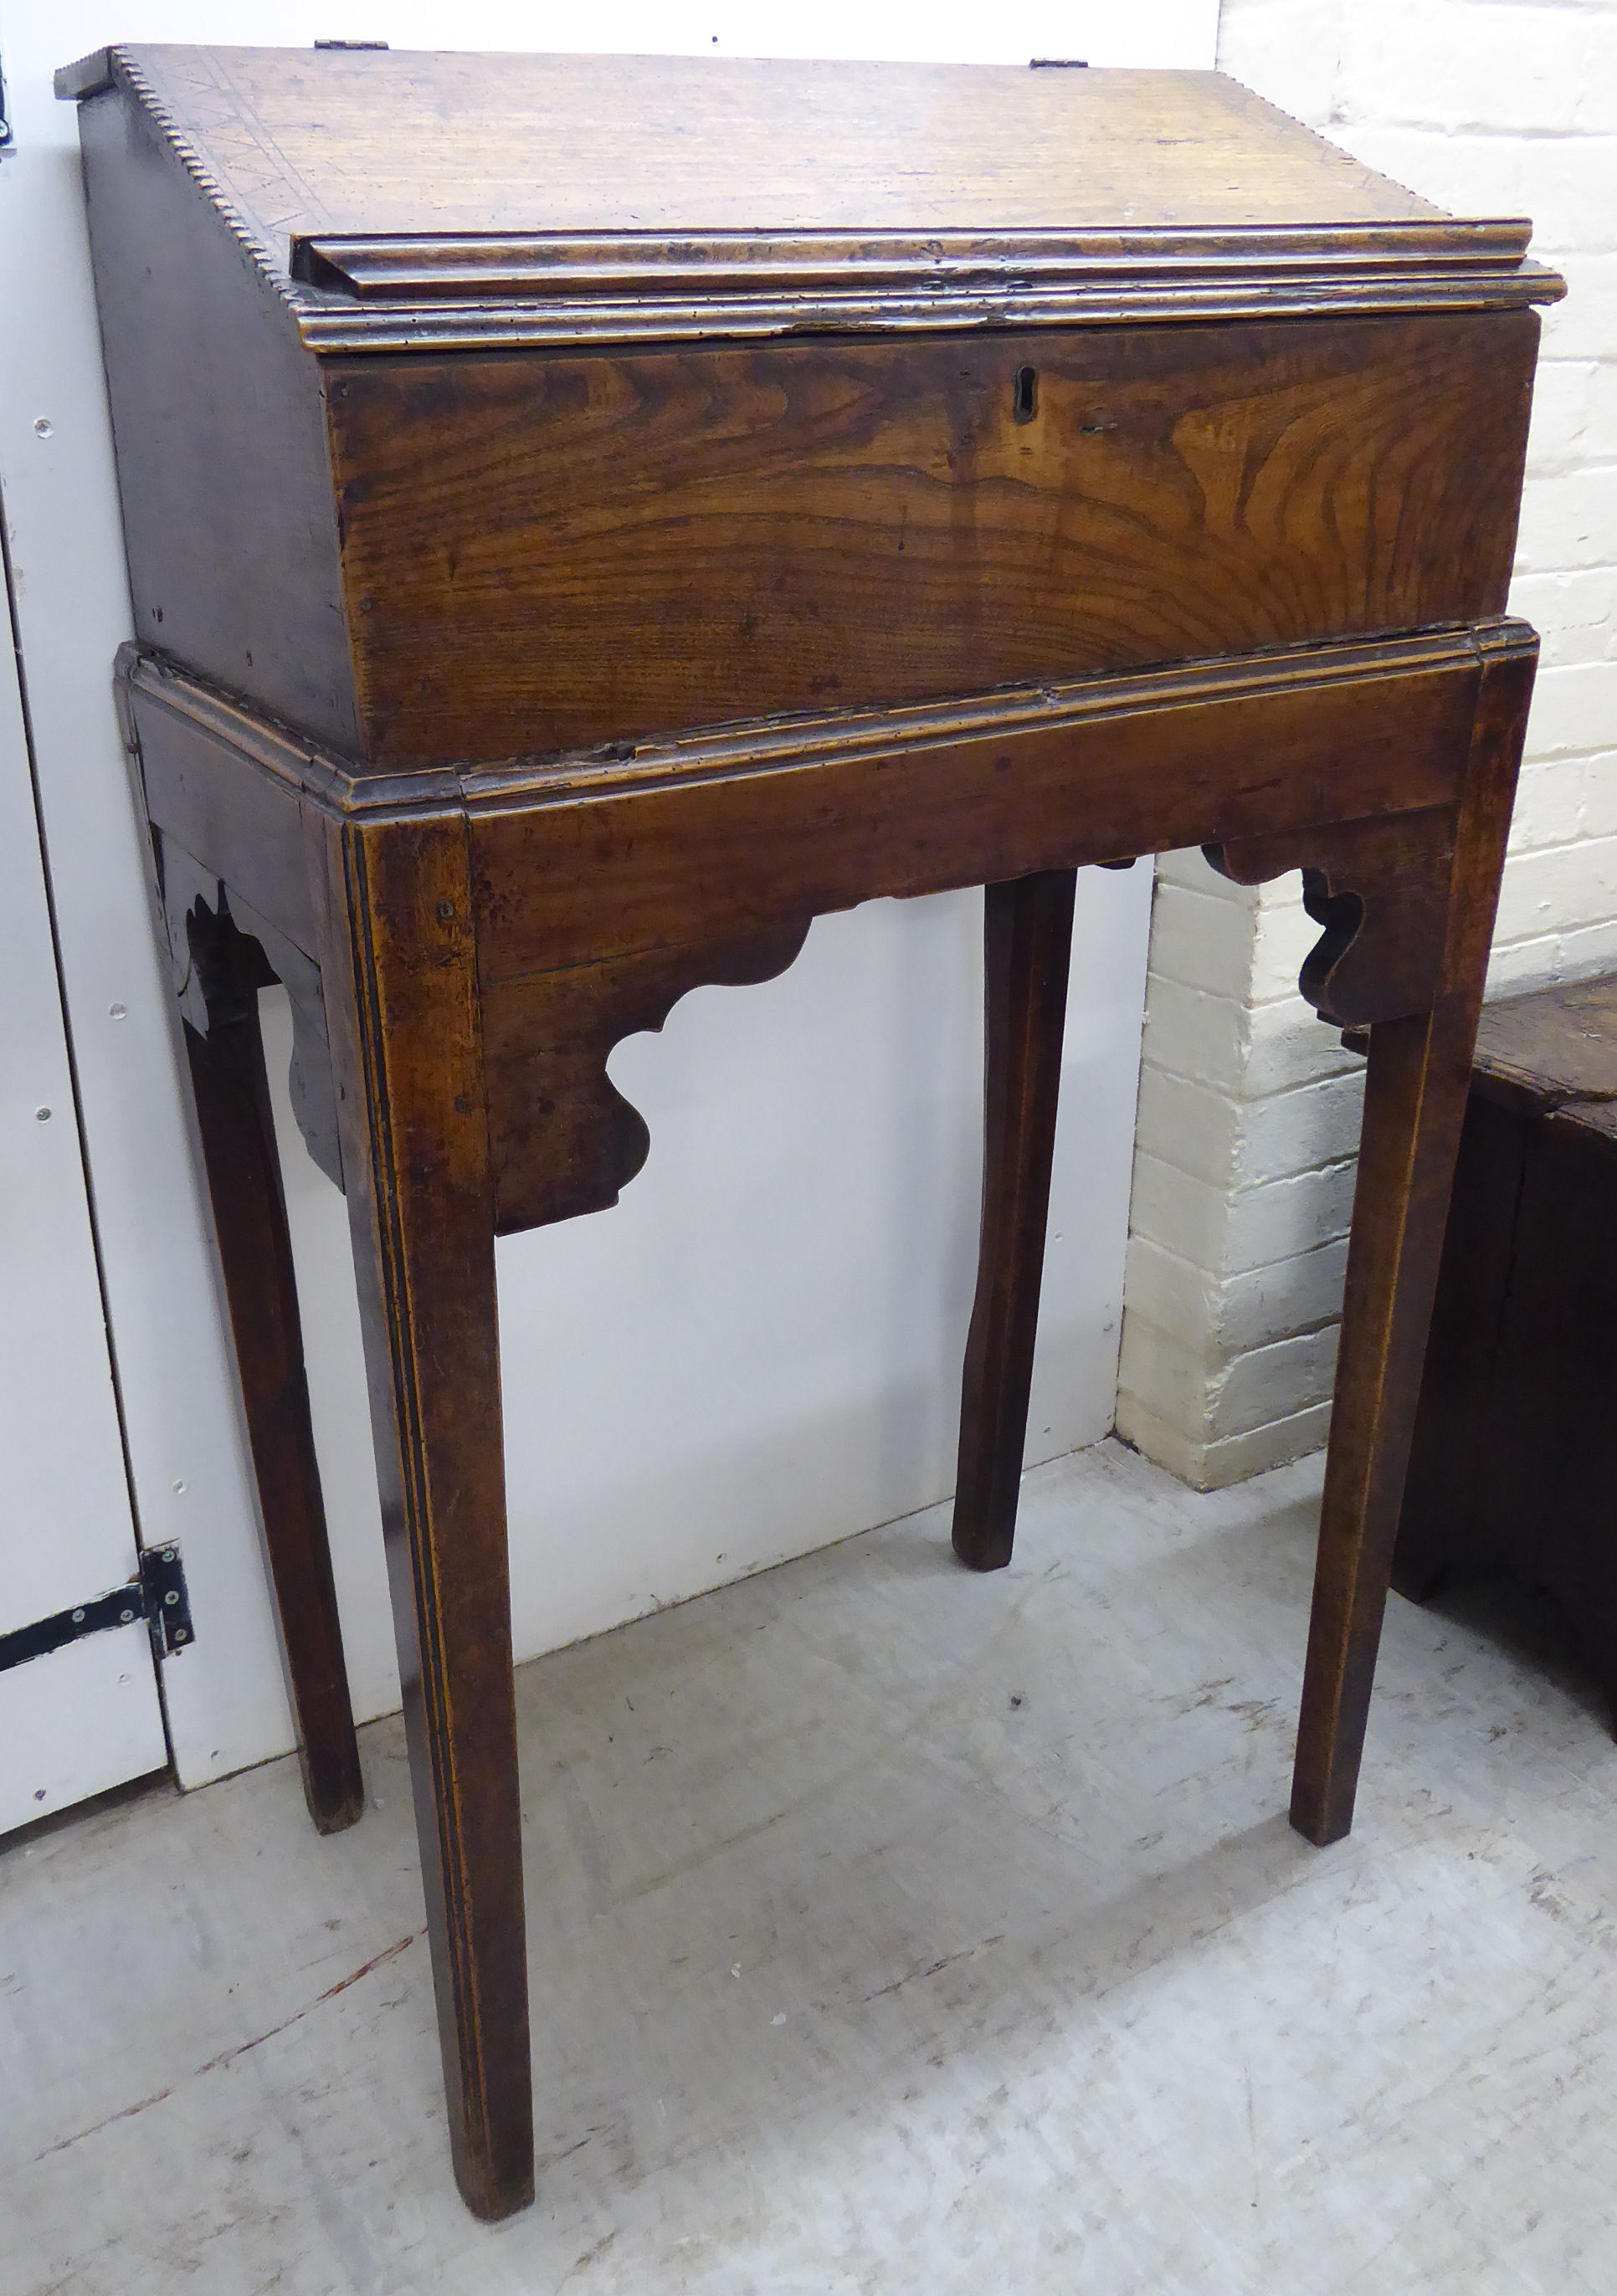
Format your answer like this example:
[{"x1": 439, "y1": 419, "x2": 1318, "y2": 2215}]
[
  {"x1": 952, "y1": 871, "x2": 1079, "y2": 1572},
  {"x1": 180, "y1": 899, "x2": 362, "y2": 1836},
  {"x1": 480, "y1": 925, "x2": 810, "y2": 1234},
  {"x1": 74, "y1": 85, "x2": 360, "y2": 751},
  {"x1": 326, "y1": 810, "x2": 532, "y2": 2221},
  {"x1": 1465, "y1": 971, "x2": 1617, "y2": 1116},
  {"x1": 330, "y1": 314, "x2": 1537, "y2": 763},
  {"x1": 58, "y1": 49, "x2": 1563, "y2": 365},
  {"x1": 65, "y1": 46, "x2": 1557, "y2": 765},
  {"x1": 61, "y1": 50, "x2": 1455, "y2": 249},
  {"x1": 125, "y1": 629, "x2": 1513, "y2": 1246},
  {"x1": 295, "y1": 220, "x2": 1537, "y2": 302},
  {"x1": 120, "y1": 614, "x2": 1536, "y2": 2217},
  {"x1": 471, "y1": 638, "x2": 1511, "y2": 1242},
  {"x1": 1287, "y1": 632, "x2": 1537, "y2": 1846},
  {"x1": 287, "y1": 223, "x2": 1557, "y2": 351},
  {"x1": 466, "y1": 629, "x2": 1499, "y2": 995},
  {"x1": 1208, "y1": 807, "x2": 1459, "y2": 1028},
  {"x1": 1392, "y1": 1091, "x2": 1532, "y2": 1606},
  {"x1": 70, "y1": 39, "x2": 1558, "y2": 2219}
]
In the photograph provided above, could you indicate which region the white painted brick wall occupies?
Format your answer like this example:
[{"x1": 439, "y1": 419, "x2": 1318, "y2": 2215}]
[{"x1": 1117, "y1": 0, "x2": 1617, "y2": 1488}]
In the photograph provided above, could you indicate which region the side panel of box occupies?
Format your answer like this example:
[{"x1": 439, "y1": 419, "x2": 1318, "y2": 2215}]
[{"x1": 76, "y1": 87, "x2": 361, "y2": 752}]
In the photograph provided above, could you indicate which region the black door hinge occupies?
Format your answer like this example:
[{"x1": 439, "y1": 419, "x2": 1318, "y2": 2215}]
[{"x1": 0, "y1": 1545, "x2": 195, "y2": 1675}]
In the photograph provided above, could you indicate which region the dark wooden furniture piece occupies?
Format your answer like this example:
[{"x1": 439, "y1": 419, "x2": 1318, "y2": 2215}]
[
  {"x1": 1394, "y1": 976, "x2": 1617, "y2": 1726},
  {"x1": 59, "y1": 44, "x2": 1562, "y2": 2219}
]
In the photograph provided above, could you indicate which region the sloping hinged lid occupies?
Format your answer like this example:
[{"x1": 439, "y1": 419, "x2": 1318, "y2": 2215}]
[{"x1": 58, "y1": 44, "x2": 1565, "y2": 351}]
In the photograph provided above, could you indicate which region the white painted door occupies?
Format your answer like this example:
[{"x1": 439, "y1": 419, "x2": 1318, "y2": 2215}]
[
  {"x1": 3, "y1": 0, "x2": 1214, "y2": 1797},
  {"x1": 0, "y1": 531, "x2": 168, "y2": 1834}
]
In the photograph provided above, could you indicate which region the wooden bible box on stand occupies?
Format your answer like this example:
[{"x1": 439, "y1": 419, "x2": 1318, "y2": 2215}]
[{"x1": 58, "y1": 44, "x2": 1561, "y2": 2218}]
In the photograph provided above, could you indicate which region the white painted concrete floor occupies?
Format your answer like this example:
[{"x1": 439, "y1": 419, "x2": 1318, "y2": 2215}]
[{"x1": 6, "y1": 1438, "x2": 1617, "y2": 2295}]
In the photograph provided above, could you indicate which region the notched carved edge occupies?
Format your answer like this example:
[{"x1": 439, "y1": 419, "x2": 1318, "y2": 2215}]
[
  {"x1": 482, "y1": 921, "x2": 814, "y2": 1235},
  {"x1": 1204, "y1": 806, "x2": 1459, "y2": 1030}
]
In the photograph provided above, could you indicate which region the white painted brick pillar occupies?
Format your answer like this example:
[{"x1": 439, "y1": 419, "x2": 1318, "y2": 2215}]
[{"x1": 1118, "y1": 0, "x2": 1617, "y2": 1489}]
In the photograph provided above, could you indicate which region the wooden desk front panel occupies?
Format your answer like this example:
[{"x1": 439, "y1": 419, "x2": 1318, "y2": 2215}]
[
  {"x1": 462, "y1": 629, "x2": 1494, "y2": 1233},
  {"x1": 116, "y1": 622, "x2": 1507, "y2": 1243},
  {"x1": 327, "y1": 310, "x2": 1537, "y2": 766}
]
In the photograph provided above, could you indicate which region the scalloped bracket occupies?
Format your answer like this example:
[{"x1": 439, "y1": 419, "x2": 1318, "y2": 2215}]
[{"x1": 1204, "y1": 805, "x2": 1458, "y2": 1031}]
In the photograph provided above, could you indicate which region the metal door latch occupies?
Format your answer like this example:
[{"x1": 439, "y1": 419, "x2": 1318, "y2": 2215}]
[{"x1": 0, "y1": 1545, "x2": 195, "y2": 1674}]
